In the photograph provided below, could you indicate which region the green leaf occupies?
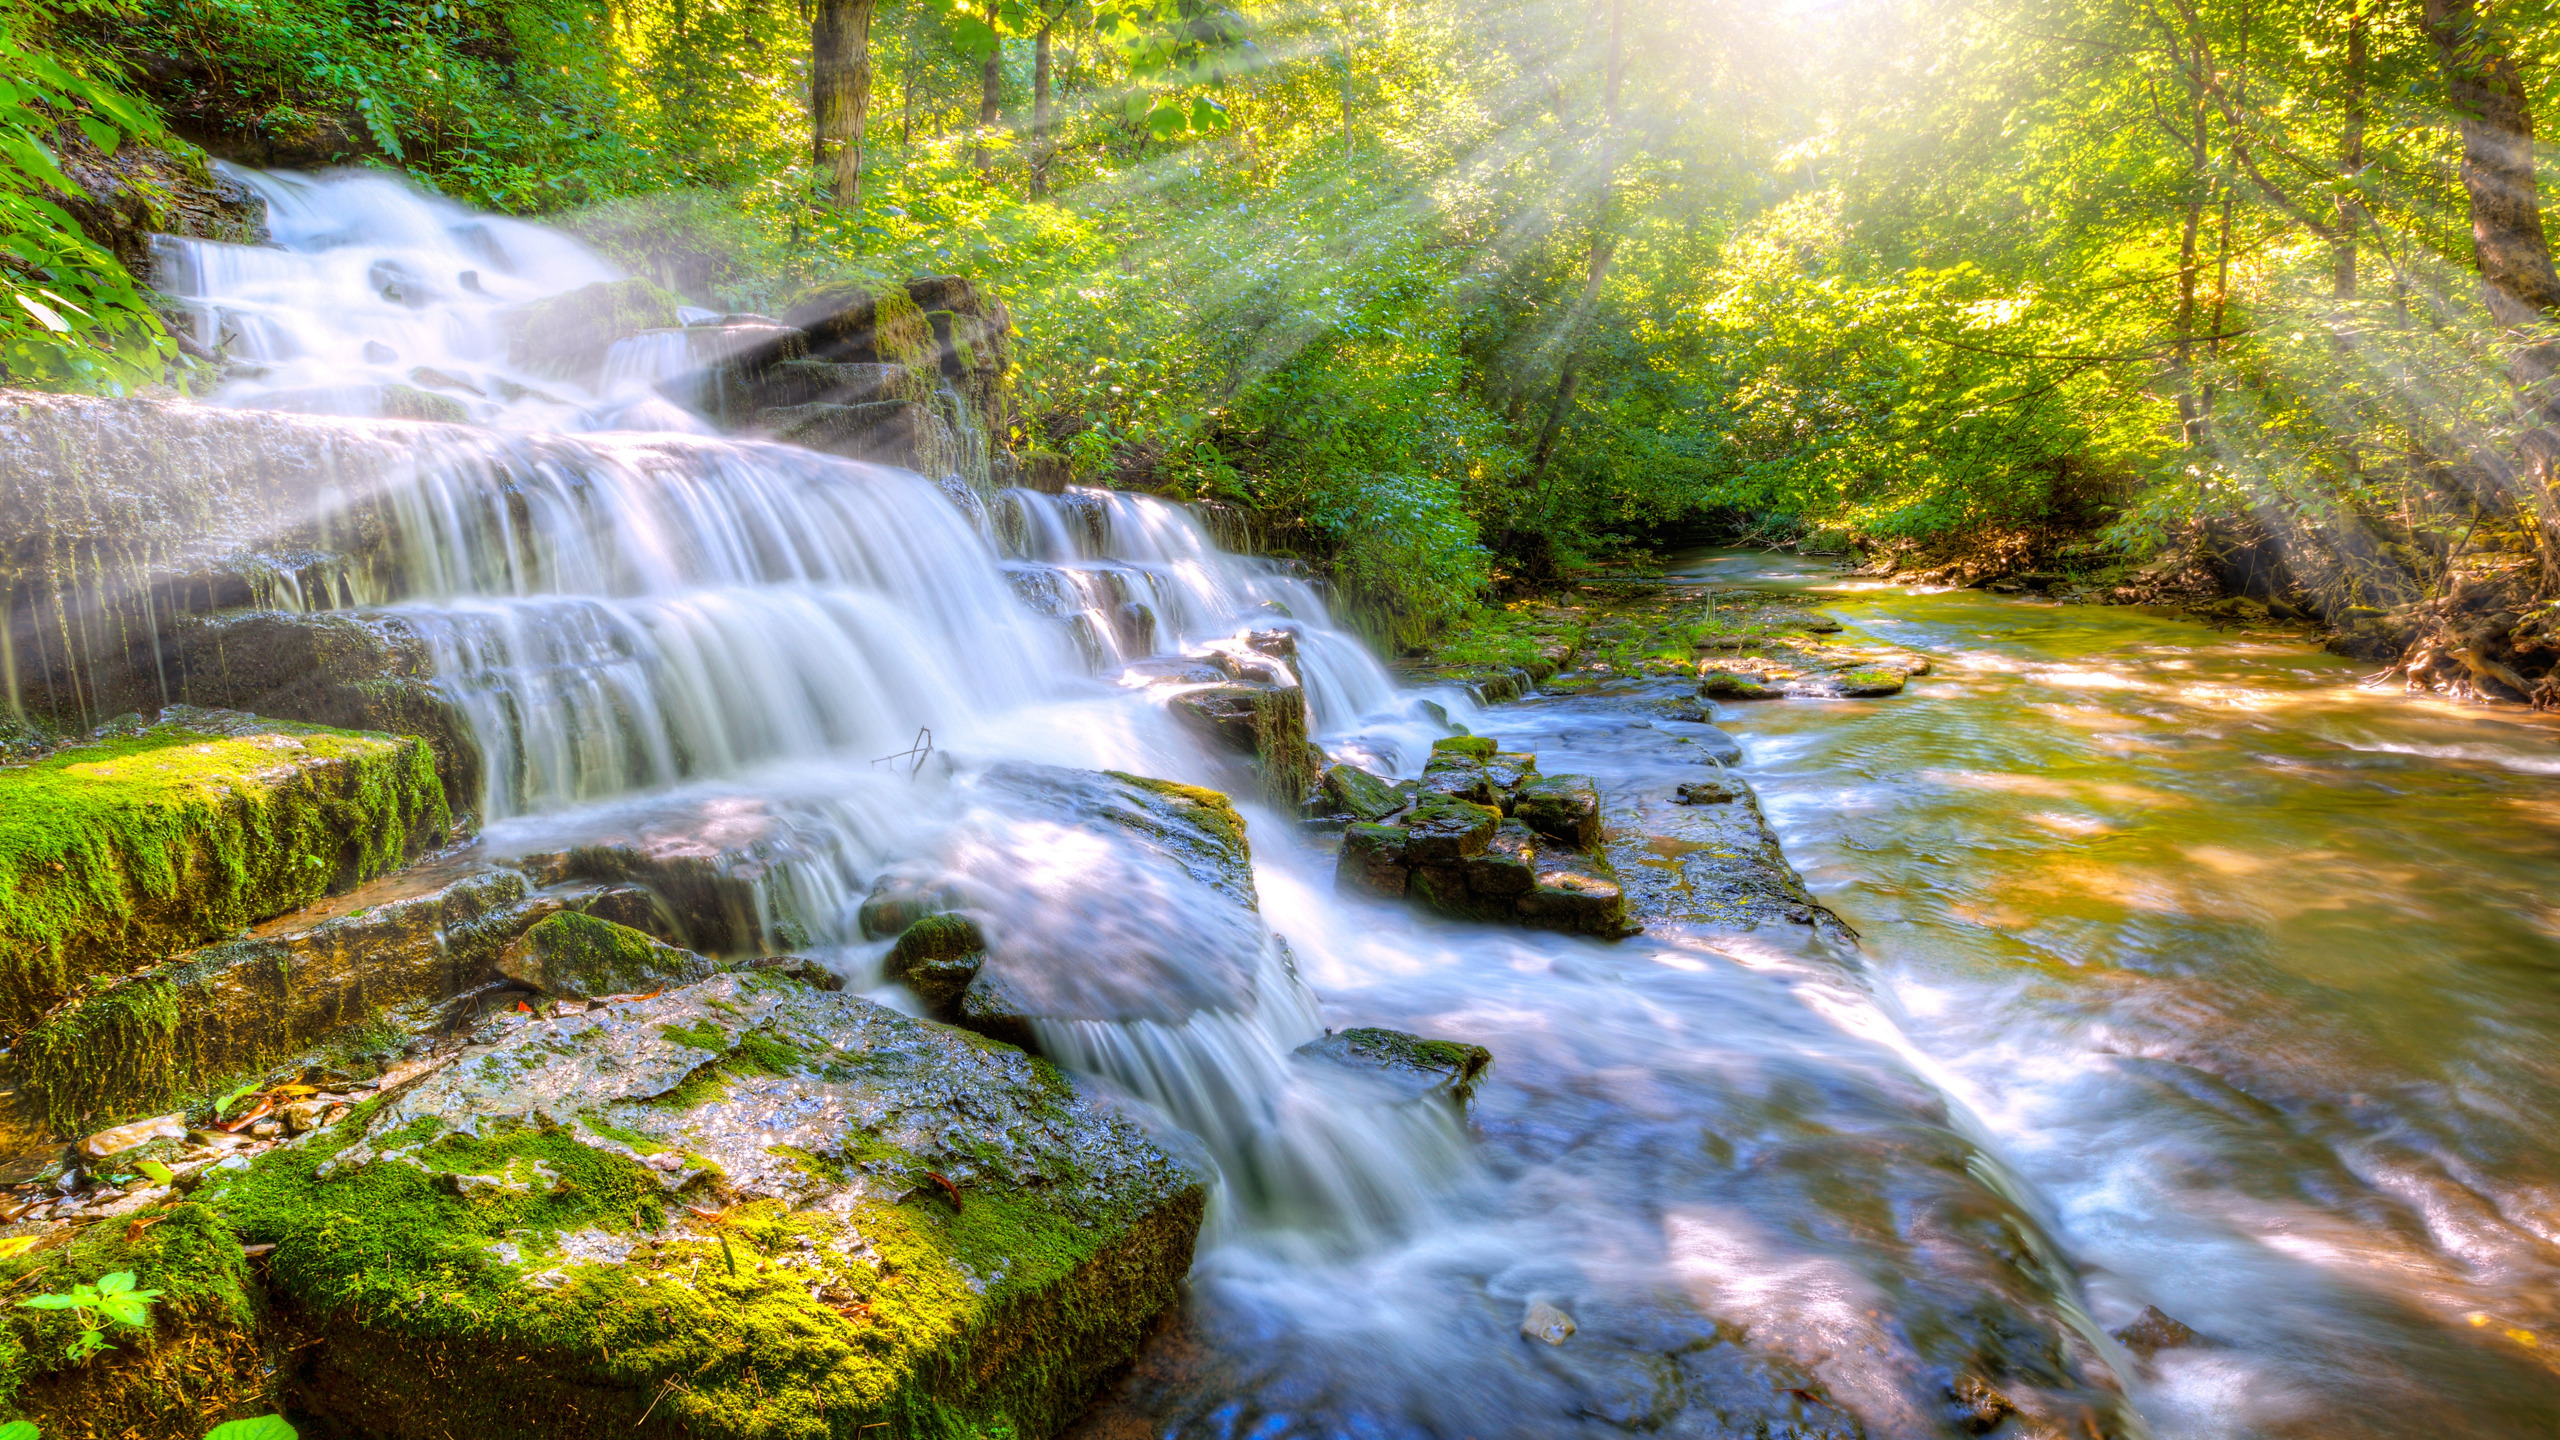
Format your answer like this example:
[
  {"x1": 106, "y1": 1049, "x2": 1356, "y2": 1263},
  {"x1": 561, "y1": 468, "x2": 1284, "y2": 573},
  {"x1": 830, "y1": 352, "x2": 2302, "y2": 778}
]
[
  {"x1": 135, "y1": 1159, "x2": 177, "y2": 1185},
  {"x1": 95, "y1": 1272, "x2": 136, "y2": 1295},
  {"x1": 204, "y1": 1420, "x2": 298, "y2": 1440},
  {"x1": 17, "y1": 1293, "x2": 78, "y2": 1310},
  {"x1": 98, "y1": 1292, "x2": 156, "y2": 1327},
  {"x1": 13, "y1": 294, "x2": 71, "y2": 334},
  {"x1": 0, "y1": 1418, "x2": 39, "y2": 1440}
]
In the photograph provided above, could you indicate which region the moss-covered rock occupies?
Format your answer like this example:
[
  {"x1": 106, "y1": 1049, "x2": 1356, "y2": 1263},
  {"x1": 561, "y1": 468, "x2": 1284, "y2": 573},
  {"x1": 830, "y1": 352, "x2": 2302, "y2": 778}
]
[
  {"x1": 1514, "y1": 775, "x2": 1603, "y2": 850},
  {"x1": 1293, "y1": 1027, "x2": 1493, "y2": 1114},
  {"x1": 0, "y1": 1199, "x2": 270, "y2": 1428},
  {"x1": 782, "y1": 283, "x2": 938, "y2": 372},
  {"x1": 498, "y1": 912, "x2": 719, "y2": 1001},
  {"x1": 0, "y1": 707, "x2": 449, "y2": 1031},
  {"x1": 1429, "y1": 735, "x2": 1498, "y2": 762},
  {"x1": 505, "y1": 278, "x2": 685, "y2": 382},
  {"x1": 1698, "y1": 670, "x2": 1776, "y2": 700},
  {"x1": 882, "y1": 913, "x2": 986, "y2": 1015},
  {"x1": 11, "y1": 857, "x2": 576, "y2": 1136},
  {"x1": 1165, "y1": 683, "x2": 1319, "y2": 808},
  {"x1": 197, "y1": 971, "x2": 1207, "y2": 1439},
  {"x1": 1318, "y1": 764, "x2": 1403, "y2": 823}
]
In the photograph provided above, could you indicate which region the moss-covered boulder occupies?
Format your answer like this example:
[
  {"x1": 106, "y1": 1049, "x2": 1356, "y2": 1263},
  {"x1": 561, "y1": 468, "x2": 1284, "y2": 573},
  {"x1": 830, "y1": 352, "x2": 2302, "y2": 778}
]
[
  {"x1": 881, "y1": 913, "x2": 986, "y2": 1014},
  {"x1": 198, "y1": 970, "x2": 1207, "y2": 1439},
  {"x1": 497, "y1": 912, "x2": 720, "y2": 1001},
  {"x1": 0, "y1": 707, "x2": 449, "y2": 1030},
  {"x1": 1318, "y1": 763, "x2": 1403, "y2": 823},
  {"x1": 1330, "y1": 754, "x2": 1630, "y2": 937},
  {"x1": 1514, "y1": 775, "x2": 1603, "y2": 850},
  {"x1": 1294, "y1": 1027, "x2": 1493, "y2": 1114},
  {"x1": 505, "y1": 278, "x2": 685, "y2": 383},
  {"x1": 1698, "y1": 670, "x2": 1776, "y2": 700}
]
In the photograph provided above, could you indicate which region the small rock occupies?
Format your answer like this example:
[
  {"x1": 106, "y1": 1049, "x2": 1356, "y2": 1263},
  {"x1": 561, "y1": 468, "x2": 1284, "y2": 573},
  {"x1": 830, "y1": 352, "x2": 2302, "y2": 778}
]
[
  {"x1": 1522, "y1": 1299, "x2": 1577, "y2": 1345},
  {"x1": 82, "y1": 1112, "x2": 185, "y2": 1160},
  {"x1": 248, "y1": 1118, "x2": 283, "y2": 1140},
  {"x1": 1321, "y1": 764, "x2": 1405, "y2": 823},
  {"x1": 363, "y1": 339, "x2": 399, "y2": 363},
  {"x1": 1699, "y1": 670, "x2": 1775, "y2": 700},
  {"x1": 1295, "y1": 1028, "x2": 1492, "y2": 1113},
  {"x1": 498, "y1": 911, "x2": 719, "y2": 1000},
  {"x1": 2111, "y1": 1305, "x2": 2204, "y2": 1358},
  {"x1": 279, "y1": 1100, "x2": 330, "y2": 1134},
  {"x1": 884, "y1": 914, "x2": 988, "y2": 1016},
  {"x1": 1675, "y1": 780, "x2": 1736, "y2": 805}
]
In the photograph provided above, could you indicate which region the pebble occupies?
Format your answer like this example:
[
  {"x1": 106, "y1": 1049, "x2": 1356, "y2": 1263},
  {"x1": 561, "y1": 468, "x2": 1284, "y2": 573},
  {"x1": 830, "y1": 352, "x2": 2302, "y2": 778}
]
[
  {"x1": 81, "y1": 1112, "x2": 185, "y2": 1160},
  {"x1": 1521, "y1": 1299, "x2": 1576, "y2": 1345}
]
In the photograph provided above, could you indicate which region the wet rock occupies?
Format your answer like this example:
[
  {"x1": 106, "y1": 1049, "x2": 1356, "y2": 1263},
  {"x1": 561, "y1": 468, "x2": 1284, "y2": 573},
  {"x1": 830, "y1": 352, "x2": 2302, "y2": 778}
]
[
  {"x1": 502, "y1": 277, "x2": 683, "y2": 383},
  {"x1": 1321, "y1": 764, "x2": 1404, "y2": 823},
  {"x1": 857, "y1": 873, "x2": 962, "y2": 940},
  {"x1": 1516, "y1": 841, "x2": 1633, "y2": 936},
  {"x1": 783, "y1": 280, "x2": 939, "y2": 370},
  {"x1": 1418, "y1": 748, "x2": 1539, "y2": 810},
  {"x1": 1293, "y1": 1027, "x2": 1492, "y2": 1113},
  {"x1": 759, "y1": 396, "x2": 943, "y2": 467},
  {"x1": 0, "y1": 707, "x2": 449, "y2": 1033},
  {"x1": 1679, "y1": 727, "x2": 1745, "y2": 765},
  {"x1": 1165, "y1": 682, "x2": 1319, "y2": 808},
  {"x1": 1784, "y1": 665, "x2": 1907, "y2": 698},
  {"x1": 1431, "y1": 735, "x2": 1498, "y2": 762},
  {"x1": 9, "y1": 856, "x2": 595, "y2": 1139},
  {"x1": 1699, "y1": 670, "x2": 1776, "y2": 700},
  {"x1": 1464, "y1": 821, "x2": 1540, "y2": 897},
  {"x1": 496, "y1": 911, "x2": 720, "y2": 1001},
  {"x1": 1522, "y1": 1299, "x2": 1577, "y2": 1345},
  {"x1": 1400, "y1": 794, "x2": 1502, "y2": 862},
  {"x1": 883, "y1": 913, "x2": 988, "y2": 1014},
  {"x1": 2111, "y1": 1304, "x2": 2204, "y2": 1358},
  {"x1": 80, "y1": 1112, "x2": 186, "y2": 1161},
  {"x1": 1337, "y1": 822, "x2": 1413, "y2": 898},
  {"x1": 1515, "y1": 775, "x2": 1604, "y2": 850},
  {"x1": 1675, "y1": 779, "x2": 1737, "y2": 804},
  {"x1": 200, "y1": 971, "x2": 1209, "y2": 1438},
  {"x1": 505, "y1": 799, "x2": 803, "y2": 954},
  {"x1": 745, "y1": 357, "x2": 930, "y2": 416},
  {"x1": 49, "y1": 130, "x2": 267, "y2": 279}
]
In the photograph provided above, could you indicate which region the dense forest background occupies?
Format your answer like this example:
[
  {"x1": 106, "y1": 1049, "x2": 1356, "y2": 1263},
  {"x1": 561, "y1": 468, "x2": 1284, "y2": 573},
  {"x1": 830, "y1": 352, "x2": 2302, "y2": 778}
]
[{"x1": 8, "y1": 0, "x2": 2560, "y2": 655}]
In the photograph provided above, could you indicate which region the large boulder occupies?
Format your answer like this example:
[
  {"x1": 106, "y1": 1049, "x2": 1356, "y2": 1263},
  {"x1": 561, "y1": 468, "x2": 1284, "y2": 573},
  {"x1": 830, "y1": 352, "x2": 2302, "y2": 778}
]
[
  {"x1": 1166, "y1": 682, "x2": 1319, "y2": 808},
  {"x1": 200, "y1": 970, "x2": 1210, "y2": 1438},
  {"x1": 0, "y1": 707, "x2": 449, "y2": 1030}
]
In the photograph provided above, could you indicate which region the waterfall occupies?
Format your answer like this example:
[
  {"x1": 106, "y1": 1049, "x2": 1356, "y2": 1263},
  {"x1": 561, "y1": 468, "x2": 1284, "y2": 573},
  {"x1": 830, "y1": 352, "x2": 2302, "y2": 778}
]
[{"x1": 142, "y1": 167, "x2": 1470, "y2": 1251}]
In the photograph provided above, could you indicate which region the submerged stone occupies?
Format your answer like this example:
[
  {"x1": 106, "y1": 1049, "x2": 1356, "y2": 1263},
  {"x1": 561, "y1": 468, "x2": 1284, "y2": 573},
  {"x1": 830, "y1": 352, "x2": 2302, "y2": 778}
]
[
  {"x1": 497, "y1": 911, "x2": 719, "y2": 1001},
  {"x1": 0, "y1": 707, "x2": 448, "y2": 1031},
  {"x1": 198, "y1": 971, "x2": 1208, "y2": 1438},
  {"x1": 1294, "y1": 1027, "x2": 1493, "y2": 1113}
]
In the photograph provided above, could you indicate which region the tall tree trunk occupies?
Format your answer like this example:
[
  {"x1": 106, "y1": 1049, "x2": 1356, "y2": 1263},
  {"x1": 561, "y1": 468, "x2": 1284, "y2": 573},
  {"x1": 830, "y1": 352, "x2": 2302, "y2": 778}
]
[
  {"x1": 812, "y1": 0, "x2": 874, "y2": 207},
  {"x1": 1031, "y1": 18, "x2": 1055, "y2": 198},
  {"x1": 2169, "y1": 26, "x2": 2209, "y2": 446},
  {"x1": 2424, "y1": 0, "x2": 2560, "y2": 581},
  {"x1": 1528, "y1": 0, "x2": 1624, "y2": 482},
  {"x1": 976, "y1": 1, "x2": 1002, "y2": 181},
  {"x1": 901, "y1": 2, "x2": 923, "y2": 145}
]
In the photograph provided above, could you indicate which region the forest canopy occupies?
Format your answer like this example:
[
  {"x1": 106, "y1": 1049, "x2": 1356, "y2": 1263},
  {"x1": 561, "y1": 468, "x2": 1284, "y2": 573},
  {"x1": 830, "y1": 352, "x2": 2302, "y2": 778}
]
[{"x1": 11, "y1": 0, "x2": 2560, "y2": 635}]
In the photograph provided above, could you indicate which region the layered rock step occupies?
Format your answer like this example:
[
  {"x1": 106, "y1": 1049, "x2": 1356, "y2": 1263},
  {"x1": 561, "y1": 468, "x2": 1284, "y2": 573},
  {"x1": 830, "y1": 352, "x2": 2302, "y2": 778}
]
[{"x1": 1328, "y1": 737, "x2": 1634, "y2": 937}]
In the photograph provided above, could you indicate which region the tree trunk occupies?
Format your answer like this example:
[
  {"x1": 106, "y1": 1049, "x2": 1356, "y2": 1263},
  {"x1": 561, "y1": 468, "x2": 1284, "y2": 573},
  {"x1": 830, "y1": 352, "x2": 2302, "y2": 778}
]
[
  {"x1": 1528, "y1": 0, "x2": 1624, "y2": 483},
  {"x1": 811, "y1": 0, "x2": 874, "y2": 207},
  {"x1": 976, "y1": 1, "x2": 1002, "y2": 181},
  {"x1": 1031, "y1": 19, "x2": 1054, "y2": 198},
  {"x1": 2424, "y1": 0, "x2": 2560, "y2": 582}
]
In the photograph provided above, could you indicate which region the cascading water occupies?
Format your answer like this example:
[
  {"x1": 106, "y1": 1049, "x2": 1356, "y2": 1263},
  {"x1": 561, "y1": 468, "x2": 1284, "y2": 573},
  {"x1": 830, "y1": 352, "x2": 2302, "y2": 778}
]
[{"x1": 155, "y1": 169, "x2": 1470, "y2": 1258}]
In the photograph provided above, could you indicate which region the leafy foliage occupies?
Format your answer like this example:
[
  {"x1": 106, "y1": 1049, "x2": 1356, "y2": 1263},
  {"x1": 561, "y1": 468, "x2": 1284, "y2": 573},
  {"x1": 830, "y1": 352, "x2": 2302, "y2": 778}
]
[{"x1": 17, "y1": 1269, "x2": 163, "y2": 1363}]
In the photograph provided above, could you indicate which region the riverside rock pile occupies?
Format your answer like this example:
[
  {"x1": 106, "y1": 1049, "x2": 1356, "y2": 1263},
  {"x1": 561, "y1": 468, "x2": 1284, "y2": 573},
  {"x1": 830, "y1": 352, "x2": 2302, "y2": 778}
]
[{"x1": 1328, "y1": 737, "x2": 1635, "y2": 937}]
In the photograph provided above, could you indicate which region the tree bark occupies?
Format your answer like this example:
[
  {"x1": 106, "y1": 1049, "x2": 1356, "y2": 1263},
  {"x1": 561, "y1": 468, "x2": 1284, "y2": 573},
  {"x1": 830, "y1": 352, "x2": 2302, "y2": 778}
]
[
  {"x1": 1031, "y1": 18, "x2": 1055, "y2": 198},
  {"x1": 976, "y1": 1, "x2": 1003, "y2": 181},
  {"x1": 812, "y1": 0, "x2": 873, "y2": 207}
]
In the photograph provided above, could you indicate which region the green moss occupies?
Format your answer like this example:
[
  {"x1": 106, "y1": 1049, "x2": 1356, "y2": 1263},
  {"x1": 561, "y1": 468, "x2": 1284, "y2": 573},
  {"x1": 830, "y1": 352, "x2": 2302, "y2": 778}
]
[
  {"x1": 655, "y1": 1019, "x2": 727, "y2": 1052},
  {"x1": 1103, "y1": 772, "x2": 1250, "y2": 864},
  {"x1": 1430, "y1": 736, "x2": 1497, "y2": 761},
  {"x1": 512, "y1": 911, "x2": 712, "y2": 1000},
  {"x1": 0, "y1": 1200, "x2": 266, "y2": 1423},
  {"x1": 0, "y1": 718, "x2": 448, "y2": 1030},
  {"x1": 190, "y1": 1024, "x2": 1201, "y2": 1438},
  {"x1": 14, "y1": 975, "x2": 181, "y2": 1134}
]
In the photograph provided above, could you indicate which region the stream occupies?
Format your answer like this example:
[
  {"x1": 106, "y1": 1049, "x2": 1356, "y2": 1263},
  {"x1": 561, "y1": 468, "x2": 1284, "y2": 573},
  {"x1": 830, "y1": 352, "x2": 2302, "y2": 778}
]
[{"x1": 147, "y1": 173, "x2": 2560, "y2": 1439}]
